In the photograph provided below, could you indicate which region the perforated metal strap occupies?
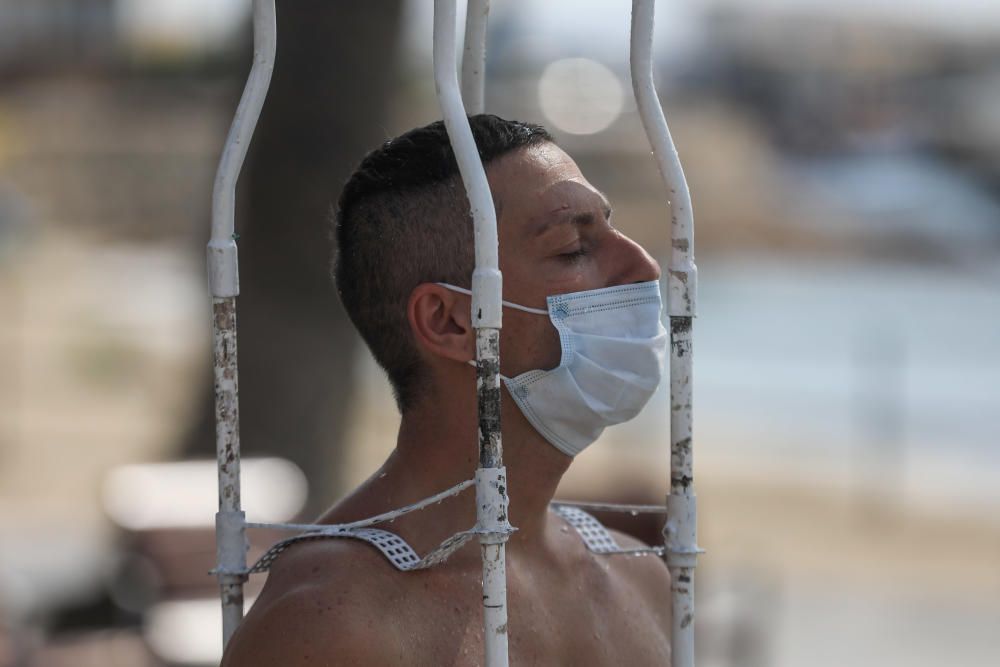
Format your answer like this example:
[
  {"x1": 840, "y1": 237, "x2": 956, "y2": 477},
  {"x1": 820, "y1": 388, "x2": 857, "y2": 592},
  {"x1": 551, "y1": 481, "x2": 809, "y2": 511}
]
[
  {"x1": 248, "y1": 504, "x2": 642, "y2": 573},
  {"x1": 248, "y1": 528, "x2": 417, "y2": 573},
  {"x1": 551, "y1": 504, "x2": 621, "y2": 554},
  {"x1": 248, "y1": 527, "x2": 477, "y2": 574}
]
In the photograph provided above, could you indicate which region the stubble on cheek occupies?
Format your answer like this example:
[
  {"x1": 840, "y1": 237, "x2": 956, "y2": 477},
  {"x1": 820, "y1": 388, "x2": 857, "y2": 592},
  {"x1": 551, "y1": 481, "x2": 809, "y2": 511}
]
[{"x1": 498, "y1": 312, "x2": 562, "y2": 377}]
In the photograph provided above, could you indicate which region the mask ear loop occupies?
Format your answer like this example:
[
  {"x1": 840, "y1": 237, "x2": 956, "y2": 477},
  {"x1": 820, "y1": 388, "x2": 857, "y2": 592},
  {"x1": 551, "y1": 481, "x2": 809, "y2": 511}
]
[
  {"x1": 438, "y1": 283, "x2": 544, "y2": 380},
  {"x1": 436, "y1": 282, "x2": 549, "y2": 315}
]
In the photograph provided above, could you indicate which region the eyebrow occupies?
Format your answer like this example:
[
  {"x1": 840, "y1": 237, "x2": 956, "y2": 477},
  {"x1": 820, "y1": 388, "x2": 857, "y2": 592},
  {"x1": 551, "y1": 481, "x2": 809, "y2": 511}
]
[{"x1": 532, "y1": 191, "x2": 613, "y2": 238}]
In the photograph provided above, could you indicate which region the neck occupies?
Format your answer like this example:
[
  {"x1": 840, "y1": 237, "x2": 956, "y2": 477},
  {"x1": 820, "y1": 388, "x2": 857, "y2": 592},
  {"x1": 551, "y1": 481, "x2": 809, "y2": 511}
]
[{"x1": 383, "y1": 388, "x2": 572, "y2": 541}]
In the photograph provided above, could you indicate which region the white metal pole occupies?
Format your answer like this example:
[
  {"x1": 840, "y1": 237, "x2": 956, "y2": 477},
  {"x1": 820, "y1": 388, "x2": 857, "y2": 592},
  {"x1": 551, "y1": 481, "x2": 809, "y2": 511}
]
[
  {"x1": 461, "y1": 0, "x2": 490, "y2": 114},
  {"x1": 629, "y1": 2, "x2": 701, "y2": 666},
  {"x1": 433, "y1": 2, "x2": 511, "y2": 666},
  {"x1": 209, "y1": 0, "x2": 276, "y2": 649}
]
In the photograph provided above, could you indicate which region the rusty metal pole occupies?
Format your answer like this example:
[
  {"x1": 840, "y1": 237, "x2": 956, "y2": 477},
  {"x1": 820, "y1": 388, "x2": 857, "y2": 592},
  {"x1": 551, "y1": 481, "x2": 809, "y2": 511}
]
[
  {"x1": 461, "y1": 0, "x2": 490, "y2": 114},
  {"x1": 209, "y1": 0, "x2": 276, "y2": 649},
  {"x1": 434, "y1": 2, "x2": 511, "y2": 665},
  {"x1": 630, "y1": 2, "x2": 702, "y2": 666}
]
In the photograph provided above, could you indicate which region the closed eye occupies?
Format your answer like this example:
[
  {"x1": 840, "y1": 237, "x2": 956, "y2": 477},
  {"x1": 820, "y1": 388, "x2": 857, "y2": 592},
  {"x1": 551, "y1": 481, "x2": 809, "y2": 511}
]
[{"x1": 558, "y1": 248, "x2": 589, "y2": 262}]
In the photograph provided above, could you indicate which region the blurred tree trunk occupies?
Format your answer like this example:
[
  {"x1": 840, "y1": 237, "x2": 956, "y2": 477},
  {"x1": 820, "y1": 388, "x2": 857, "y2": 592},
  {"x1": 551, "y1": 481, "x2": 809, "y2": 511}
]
[{"x1": 182, "y1": 1, "x2": 403, "y2": 517}]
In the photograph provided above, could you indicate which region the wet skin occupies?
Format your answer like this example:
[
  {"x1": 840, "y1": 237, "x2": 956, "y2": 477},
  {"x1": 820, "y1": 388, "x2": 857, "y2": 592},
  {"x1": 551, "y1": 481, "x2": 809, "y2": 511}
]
[{"x1": 222, "y1": 143, "x2": 671, "y2": 666}]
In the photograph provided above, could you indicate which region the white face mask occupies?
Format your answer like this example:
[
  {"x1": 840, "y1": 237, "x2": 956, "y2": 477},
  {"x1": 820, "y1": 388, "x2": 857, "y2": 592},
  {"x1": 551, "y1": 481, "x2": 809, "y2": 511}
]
[{"x1": 438, "y1": 281, "x2": 668, "y2": 457}]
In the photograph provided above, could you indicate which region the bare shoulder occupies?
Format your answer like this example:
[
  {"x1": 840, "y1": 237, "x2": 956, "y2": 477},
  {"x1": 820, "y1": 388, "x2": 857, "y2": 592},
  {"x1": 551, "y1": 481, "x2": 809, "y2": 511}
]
[
  {"x1": 606, "y1": 528, "x2": 672, "y2": 603},
  {"x1": 221, "y1": 538, "x2": 407, "y2": 667}
]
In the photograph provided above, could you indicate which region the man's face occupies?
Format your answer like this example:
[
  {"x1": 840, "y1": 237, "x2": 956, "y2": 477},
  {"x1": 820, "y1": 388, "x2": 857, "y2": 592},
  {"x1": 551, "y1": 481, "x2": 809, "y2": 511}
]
[{"x1": 489, "y1": 142, "x2": 660, "y2": 376}]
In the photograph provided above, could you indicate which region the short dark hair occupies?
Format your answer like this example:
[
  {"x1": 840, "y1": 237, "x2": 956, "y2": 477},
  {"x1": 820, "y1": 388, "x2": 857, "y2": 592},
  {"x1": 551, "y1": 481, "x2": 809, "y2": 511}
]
[{"x1": 334, "y1": 114, "x2": 553, "y2": 412}]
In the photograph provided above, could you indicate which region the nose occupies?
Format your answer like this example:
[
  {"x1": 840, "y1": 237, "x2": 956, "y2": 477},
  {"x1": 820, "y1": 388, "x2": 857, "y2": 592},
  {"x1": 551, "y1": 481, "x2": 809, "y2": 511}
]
[{"x1": 607, "y1": 232, "x2": 661, "y2": 286}]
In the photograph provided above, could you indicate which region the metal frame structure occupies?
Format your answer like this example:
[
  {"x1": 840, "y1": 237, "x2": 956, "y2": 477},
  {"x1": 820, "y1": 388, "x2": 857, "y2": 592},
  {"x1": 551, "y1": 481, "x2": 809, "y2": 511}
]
[
  {"x1": 433, "y1": 1, "x2": 512, "y2": 662},
  {"x1": 210, "y1": 1, "x2": 699, "y2": 666},
  {"x1": 630, "y1": 2, "x2": 702, "y2": 663},
  {"x1": 208, "y1": 0, "x2": 275, "y2": 647}
]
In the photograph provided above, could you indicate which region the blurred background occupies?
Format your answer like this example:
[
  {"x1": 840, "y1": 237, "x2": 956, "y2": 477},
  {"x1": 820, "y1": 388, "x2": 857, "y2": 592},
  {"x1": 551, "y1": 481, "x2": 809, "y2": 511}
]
[{"x1": 0, "y1": 0, "x2": 998, "y2": 665}]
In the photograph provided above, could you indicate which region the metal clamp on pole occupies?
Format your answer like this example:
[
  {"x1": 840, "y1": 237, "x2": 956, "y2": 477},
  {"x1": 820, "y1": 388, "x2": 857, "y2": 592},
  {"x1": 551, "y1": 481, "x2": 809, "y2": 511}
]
[
  {"x1": 472, "y1": 268, "x2": 503, "y2": 329},
  {"x1": 207, "y1": 240, "x2": 240, "y2": 300},
  {"x1": 664, "y1": 494, "x2": 703, "y2": 570},
  {"x1": 209, "y1": 0, "x2": 276, "y2": 650},
  {"x1": 474, "y1": 466, "x2": 514, "y2": 544},
  {"x1": 215, "y1": 509, "x2": 250, "y2": 577},
  {"x1": 213, "y1": 510, "x2": 249, "y2": 645}
]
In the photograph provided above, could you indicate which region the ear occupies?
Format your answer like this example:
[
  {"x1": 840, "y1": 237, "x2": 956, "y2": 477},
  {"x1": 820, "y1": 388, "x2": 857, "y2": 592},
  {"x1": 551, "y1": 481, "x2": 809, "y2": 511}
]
[{"x1": 408, "y1": 283, "x2": 475, "y2": 365}]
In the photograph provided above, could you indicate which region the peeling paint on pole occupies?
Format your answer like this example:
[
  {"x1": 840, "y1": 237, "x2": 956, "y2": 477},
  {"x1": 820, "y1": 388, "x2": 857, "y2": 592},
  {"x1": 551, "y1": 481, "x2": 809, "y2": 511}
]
[
  {"x1": 213, "y1": 298, "x2": 241, "y2": 508},
  {"x1": 212, "y1": 296, "x2": 248, "y2": 646},
  {"x1": 670, "y1": 316, "x2": 694, "y2": 497},
  {"x1": 477, "y1": 329, "x2": 503, "y2": 468}
]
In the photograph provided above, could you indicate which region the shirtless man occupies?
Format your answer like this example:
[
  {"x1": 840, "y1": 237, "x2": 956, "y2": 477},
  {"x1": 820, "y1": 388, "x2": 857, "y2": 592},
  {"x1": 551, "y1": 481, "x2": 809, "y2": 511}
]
[{"x1": 222, "y1": 115, "x2": 672, "y2": 666}]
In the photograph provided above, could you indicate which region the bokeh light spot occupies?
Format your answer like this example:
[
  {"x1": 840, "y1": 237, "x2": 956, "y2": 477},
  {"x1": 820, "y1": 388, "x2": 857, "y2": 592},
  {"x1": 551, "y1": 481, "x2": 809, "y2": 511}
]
[{"x1": 537, "y1": 57, "x2": 624, "y2": 135}]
